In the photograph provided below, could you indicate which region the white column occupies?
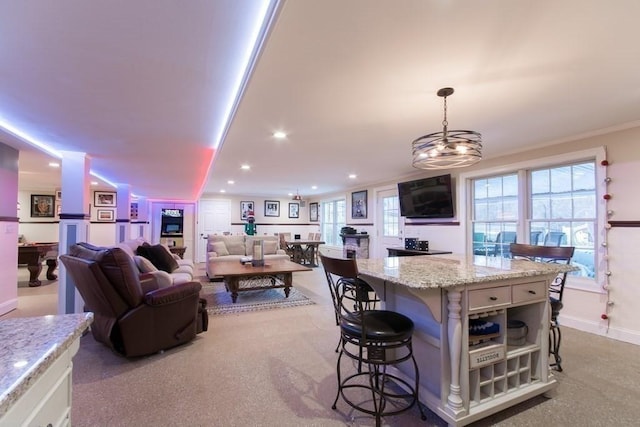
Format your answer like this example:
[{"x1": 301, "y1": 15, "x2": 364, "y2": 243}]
[
  {"x1": 0, "y1": 143, "x2": 20, "y2": 316},
  {"x1": 115, "y1": 184, "x2": 131, "y2": 243},
  {"x1": 132, "y1": 197, "x2": 150, "y2": 241},
  {"x1": 58, "y1": 151, "x2": 91, "y2": 314}
]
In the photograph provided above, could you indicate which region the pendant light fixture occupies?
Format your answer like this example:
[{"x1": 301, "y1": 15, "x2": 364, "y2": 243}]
[{"x1": 412, "y1": 87, "x2": 482, "y2": 170}]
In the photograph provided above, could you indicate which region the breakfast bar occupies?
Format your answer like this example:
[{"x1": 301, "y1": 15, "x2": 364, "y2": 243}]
[{"x1": 356, "y1": 255, "x2": 575, "y2": 427}]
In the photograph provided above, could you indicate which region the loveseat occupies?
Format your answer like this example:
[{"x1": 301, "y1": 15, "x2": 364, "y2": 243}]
[
  {"x1": 206, "y1": 235, "x2": 289, "y2": 279},
  {"x1": 115, "y1": 238, "x2": 196, "y2": 287}
]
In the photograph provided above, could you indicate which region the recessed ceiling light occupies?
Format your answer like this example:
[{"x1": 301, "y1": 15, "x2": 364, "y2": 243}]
[
  {"x1": 91, "y1": 181, "x2": 99, "y2": 186},
  {"x1": 49, "y1": 162, "x2": 60, "y2": 168},
  {"x1": 227, "y1": 180, "x2": 235, "y2": 184},
  {"x1": 220, "y1": 189, "x2": 226, "y2": 193},
  {"x1": 273, "y1": 131, "x2": 287, "y2": 139},
  {"x1": 287, "y1": 192, "x2": 293, "y2": 197},
  {"x1": 349, "y1": 174, "x2": 357, "y2": 179},
  {"x1": 311, "y1": 185, "x2": 317, "y2": 190},
  {"x1": 241, "y1": 164, "x2": 250, "y2": 170}
]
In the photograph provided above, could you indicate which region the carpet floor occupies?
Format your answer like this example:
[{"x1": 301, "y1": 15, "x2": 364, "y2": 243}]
[{"x1": 4, "y1": 265, "x2": 640, "y2": 426}]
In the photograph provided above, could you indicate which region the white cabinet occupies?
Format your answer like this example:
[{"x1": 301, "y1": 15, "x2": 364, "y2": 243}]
[{"x1": 465, "y1": 280, "x2": 548, "y2": 410}]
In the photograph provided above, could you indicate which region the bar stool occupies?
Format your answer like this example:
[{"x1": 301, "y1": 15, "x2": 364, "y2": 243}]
[
  {"x1": 510, "y1": 243, "x2": 574, "y2": 371},
  {"x1": 320, "y1": 254, "x2": 426, "y2": 426}
]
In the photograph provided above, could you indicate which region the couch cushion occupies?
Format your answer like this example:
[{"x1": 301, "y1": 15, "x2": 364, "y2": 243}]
[
  {"x1": 211, "y1": 241, "x2": 229, "y2": 256},
  {"x1": 134, "y1": 255, "x2": 158, "y2": 273},
  {"x1": 136, "y1": 244, "x2": 180, "y2": 273},
  {"x1": 224, "y1": 236, "x2": 246, "y2": 255},
  {"x1": 264, "y1": 240, "x2": 278, "y2": 255}
]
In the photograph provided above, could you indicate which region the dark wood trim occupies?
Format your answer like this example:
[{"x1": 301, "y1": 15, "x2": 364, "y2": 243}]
[
  {"x1": 116, "y1": 219, "x2": 130, "y2": 223},
  {"x1": 0, "y1": 216, "x2": 19, "y2": 222},
  {"x1": 59, "y1": 213, "x2": 90, "y2": 220},
  {"x1": 346, "y1": 223, "x2": 374, "y2": 226},
  {"x1": 131, "y1": 220, "x2": 149, "y2": 224},
  {"x1": 18, "y1": 220, "x2": 60, "y2": 224},
  {"x1": 609, "y1": 221, "x2": 640, "y2": 228}
]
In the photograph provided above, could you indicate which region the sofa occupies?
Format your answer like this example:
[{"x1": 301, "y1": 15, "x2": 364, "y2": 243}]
[
  {"x1": 115, "y1": 238, "x2": 196, "y2": 287},
  {"x1": 206, "y1": 235, "x2": 289, "y2": 279},
  {"x1": 60, "y1": 243, "x2": 206, "y2": 357}
]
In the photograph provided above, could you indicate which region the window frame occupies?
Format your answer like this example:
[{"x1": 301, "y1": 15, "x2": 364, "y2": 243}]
[
  {"x1": 320, "y1": 197, "x2": 346, "y2": 247},
  {"x1": 459, "y1": 147, "x2": 606, "y2": 294}
]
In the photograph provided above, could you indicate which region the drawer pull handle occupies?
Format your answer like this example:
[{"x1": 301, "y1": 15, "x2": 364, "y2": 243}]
[
  {"x1": 489, "y1": 296, "x2": 498, "y2": 301},
  {"x1": 528, "y1": 290, "x2": 537, "y2": 294}
]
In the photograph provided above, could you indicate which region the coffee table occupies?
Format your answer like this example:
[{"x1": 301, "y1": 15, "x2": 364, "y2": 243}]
[{"x1": 210, "y1": 260, "x2": 312, "y2": 303}]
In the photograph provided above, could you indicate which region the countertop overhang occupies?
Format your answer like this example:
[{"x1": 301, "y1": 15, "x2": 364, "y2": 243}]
[{"x1": 357, "y1": 254, "x2": 578, "y2": 289}]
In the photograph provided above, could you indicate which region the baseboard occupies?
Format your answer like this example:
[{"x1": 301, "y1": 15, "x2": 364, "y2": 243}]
[
  {"x1": 0, "y1": 298, "x2": 18, "y2": 317},
  {"x1": 561, "y1": 314, "x2": 640, "y2": 346}
]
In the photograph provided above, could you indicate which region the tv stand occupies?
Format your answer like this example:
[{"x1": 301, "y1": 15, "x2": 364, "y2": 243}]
[{"x1": 387, "y1": 247, "x2": 452, "y2": 257}]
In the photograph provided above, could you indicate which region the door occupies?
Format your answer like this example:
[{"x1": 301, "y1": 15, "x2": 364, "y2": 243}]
[
  {"x1": 197, "y1": 199, "x2": 231, "y2": 263},
  {"x1": 376, "y1": 188, "x2": 402, "y2": 258}
]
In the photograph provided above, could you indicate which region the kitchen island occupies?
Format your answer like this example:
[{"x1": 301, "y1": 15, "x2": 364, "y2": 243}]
[
  {"x1": 0, "y1": 313, "x2": 93, "y2": 426},
  {"x1": 356, "y1": 255, "x2": 575, "y2": 427}
]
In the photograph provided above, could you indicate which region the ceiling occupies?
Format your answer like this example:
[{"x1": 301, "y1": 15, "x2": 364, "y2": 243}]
[{"x1": 3, "y1": 0, "x2": 640, "y2": 201}]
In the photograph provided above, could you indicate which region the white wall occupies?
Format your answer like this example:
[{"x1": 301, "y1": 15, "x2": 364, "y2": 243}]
[{"x1": 310, "y1": 126, "x2": 640, "y2": 345}]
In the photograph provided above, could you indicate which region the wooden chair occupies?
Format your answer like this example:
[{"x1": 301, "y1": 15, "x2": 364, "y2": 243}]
[
  {"x1": 510, "y1": 243, "x2": 575, "y2": 371},
  {"x1": 278, "y1": 232, "x2": 295, "y2": 261}
]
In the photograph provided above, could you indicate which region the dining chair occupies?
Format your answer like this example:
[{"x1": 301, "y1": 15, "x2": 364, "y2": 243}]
[
  {"x1": 543, "y1": 231, "x2": 566, "y2": 247},
  {"x1": 509, "y1": 243, "x2": 575, "y2": 371}
]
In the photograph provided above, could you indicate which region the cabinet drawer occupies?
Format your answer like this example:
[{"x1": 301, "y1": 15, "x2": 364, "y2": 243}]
[
  {"x1": 512, "y1": 281, "x2": 547, "y2": 304},
  {"x1": 468, "y1": 286, "x2": 511, "y2": 310}
]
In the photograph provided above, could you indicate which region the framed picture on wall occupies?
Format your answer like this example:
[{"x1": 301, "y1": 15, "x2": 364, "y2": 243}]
[
  {"x1": 240, "y1": 201, "x2": 255, "y2": 220},
  {"x1": 288, "y1": 202, "x2": 299, "y2": 218},
  {"x1": 97, "y1": 209, "x2": 114, "y2": 222},
  {"x1": 31, "y1": 194, "x2": 55, "y2": 218},
  {"x1": 94, "y1": 191, "x2": 117, "y2": 207},
  {"x1": 351, "y1": 190, "x2": 367, "y2": 219},
  {"x1": 309, "y1": 202, "x2": 319, "y2": 222},
  {"x1": 264, "y1": 200, "x2": 280, "y2": 217}
]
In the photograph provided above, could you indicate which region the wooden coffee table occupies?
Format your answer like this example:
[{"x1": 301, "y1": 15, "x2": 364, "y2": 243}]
[{"x1": 210, "y1": 260, "x2": 312, "y2": 303}]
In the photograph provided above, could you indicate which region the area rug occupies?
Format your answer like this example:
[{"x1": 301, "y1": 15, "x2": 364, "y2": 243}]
[{"x1": 201, "y1": 282, "x2": 315, "y2": 315}]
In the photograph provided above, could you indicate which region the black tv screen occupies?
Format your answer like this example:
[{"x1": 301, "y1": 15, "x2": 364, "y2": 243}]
[{"x1": 398, "y1": 174, "x2": 454, "y2": 218}]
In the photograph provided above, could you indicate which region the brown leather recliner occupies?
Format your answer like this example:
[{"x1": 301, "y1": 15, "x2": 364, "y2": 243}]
[{"x1": 60, "y1": 243, "x2": 206, "y2": 357}]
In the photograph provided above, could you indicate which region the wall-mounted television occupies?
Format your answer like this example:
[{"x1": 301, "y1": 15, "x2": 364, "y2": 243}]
[{"x1": 398, "y1": 174, "x2": 455, "y2": 219}]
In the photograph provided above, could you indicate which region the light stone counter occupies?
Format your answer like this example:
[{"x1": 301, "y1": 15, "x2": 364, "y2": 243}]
[
  {"x1": 0, "y1": 313, "x2": 93, "y2": 418},
  {"x1": 356, "y1": 254, "x2": 576, "y2": 289}
]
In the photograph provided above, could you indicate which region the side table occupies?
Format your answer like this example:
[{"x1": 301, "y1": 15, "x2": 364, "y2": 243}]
[{"x1": 168, "y1": 246, "x2": 187, "y2": 259}]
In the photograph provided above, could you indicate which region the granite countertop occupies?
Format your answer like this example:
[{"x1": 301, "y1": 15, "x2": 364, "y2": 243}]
[
  {"x1": 357, "y1": 254, "x2": 578, "y2": 289},
  {"x1": 0, "y1": 313, "x2": 94, "y2": 416}
]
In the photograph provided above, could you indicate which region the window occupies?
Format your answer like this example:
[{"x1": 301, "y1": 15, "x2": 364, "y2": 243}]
[
  {"x1": 472, "y1": 174, "x2": 518, "y2": 258},
  {"x1": 471, "y1": 160, "x2": 596, "y2": 278},
  {"x1": 382, "y1": 195, "x2": 400, "y2": 237},
  {"x1": 530, "y1": 162, "x2": 596, "y2": 278},
  {"x1": 321, "y1": 198, "x2": 346, "y2": 246}
]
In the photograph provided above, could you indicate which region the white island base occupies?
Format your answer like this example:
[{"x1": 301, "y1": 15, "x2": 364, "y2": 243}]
[{"x1": 357, "y1": 256, "x2": 568, "y2": 427}]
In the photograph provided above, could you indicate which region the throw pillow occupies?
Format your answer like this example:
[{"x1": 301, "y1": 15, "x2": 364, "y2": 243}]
[
  {"x1": 211, "y1": 241, "x2": 229, "y2": 256},
  {"x1": 134, "y1": 255, "x2": 158, "y2": 273},
  {"x1": 136, "y1": 244, "x2": 179, "y2": 273},
  {"x1": 263, "y1": 240, "x2": 278, "y2": 255}
]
